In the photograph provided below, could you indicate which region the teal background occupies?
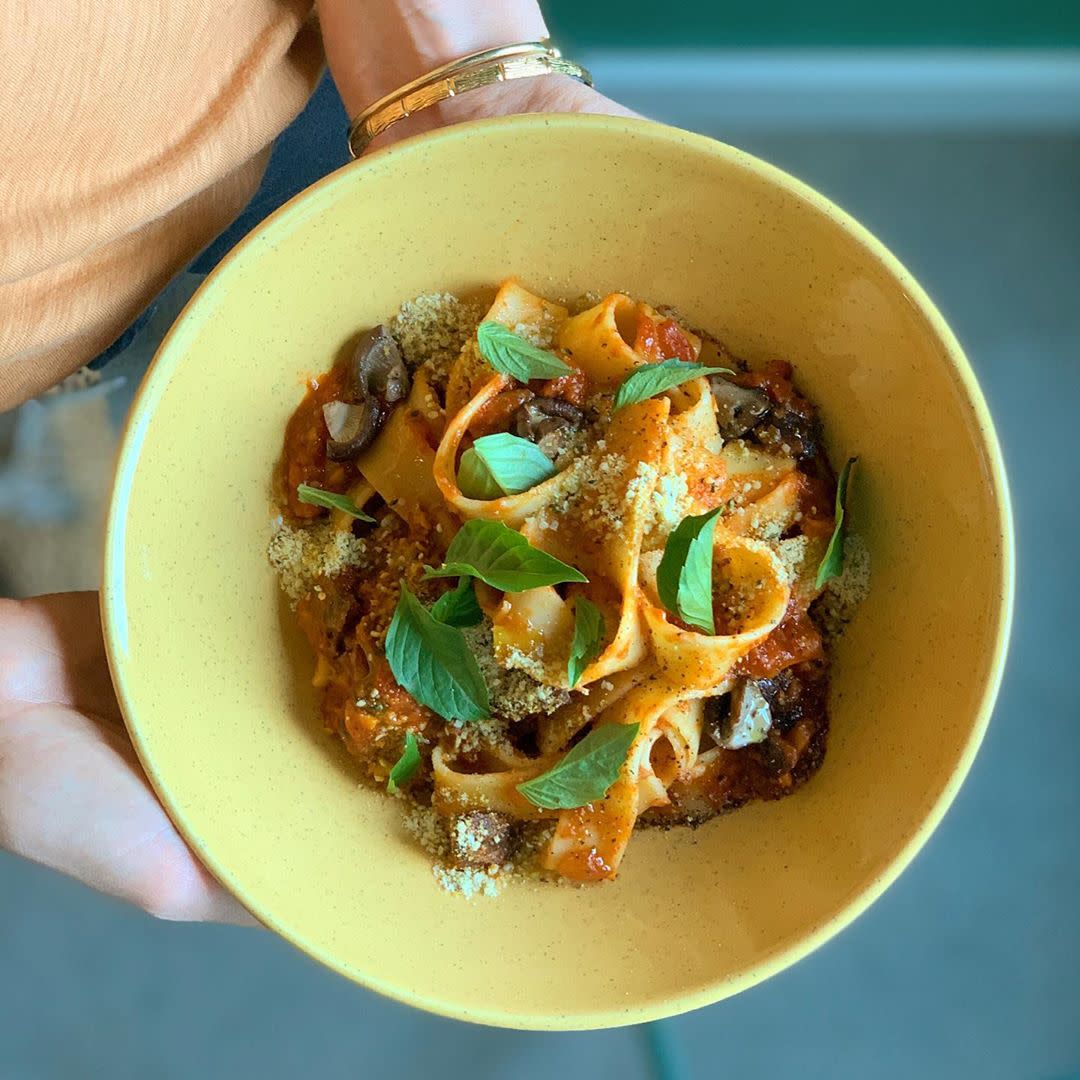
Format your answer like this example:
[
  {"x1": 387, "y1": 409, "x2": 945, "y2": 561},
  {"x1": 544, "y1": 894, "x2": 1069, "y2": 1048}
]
[{"x1": 545, "y1": 1, "x2": 1080, "y2": 48}]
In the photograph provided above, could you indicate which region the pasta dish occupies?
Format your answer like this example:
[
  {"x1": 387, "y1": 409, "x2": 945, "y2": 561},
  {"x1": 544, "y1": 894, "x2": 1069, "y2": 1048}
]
[{"x1": 270, "y1": 279, "x2": 861, "y2": 892}]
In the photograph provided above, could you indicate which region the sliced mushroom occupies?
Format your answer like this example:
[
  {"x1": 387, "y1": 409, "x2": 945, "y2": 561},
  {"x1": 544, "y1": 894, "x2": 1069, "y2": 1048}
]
[
  {"x1": 322, "y1": 400, "x2": 380, "y2": 461},
  {"x1": 512, "y1": 397, "x2": 586, "y2": 460},
  {"x1": 449, "y1": 811, "x2": 516, "y2": 868},
  {"x1": 353, "y1": 324, "x2": 409, "y2": 404},
  {"x1": 757, "y1": 668, "x2": 805, "y2": 734},
  {"x1": 324, "y1": 325, "x2": 411, "y2": 459},
  {"x1": 705, "y1": 679, "x2": 774, "y2": 749},
  {"x1": 753, "y1": 405, "x2": 821, "y2": 461},
  {"x1": 708, "y1": 376, "x2": 771, "y2": 439}
]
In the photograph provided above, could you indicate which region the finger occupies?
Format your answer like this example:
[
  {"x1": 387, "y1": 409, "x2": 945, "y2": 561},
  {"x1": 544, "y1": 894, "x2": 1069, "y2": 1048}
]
[
  {"x1": 0, "y1": 593, "x2": 119, "y2": 723},
  {"x1": 0, "y1": 700, "x2": 256, "y2": 926}
]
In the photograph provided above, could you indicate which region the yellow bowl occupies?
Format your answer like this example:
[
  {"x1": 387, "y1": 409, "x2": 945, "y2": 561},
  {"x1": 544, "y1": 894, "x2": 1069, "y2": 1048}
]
[{"x1": 102, "y1": 115, "x2": 1013, "y2": 1029}]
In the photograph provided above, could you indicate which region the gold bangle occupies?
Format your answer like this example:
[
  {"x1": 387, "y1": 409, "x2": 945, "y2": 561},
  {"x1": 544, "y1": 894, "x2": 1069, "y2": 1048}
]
[{"x1": 347, "y1": 40, "x2": 593, "y2": 159}]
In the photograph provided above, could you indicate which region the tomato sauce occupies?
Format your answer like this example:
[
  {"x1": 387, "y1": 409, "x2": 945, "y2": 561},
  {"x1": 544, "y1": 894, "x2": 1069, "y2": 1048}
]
[
  {"x1": 281, "y1": 366, "x2": 350, "y2": 518},
  {"x1": 468, "y1": 388, "x2": 534, "y2": 437},
  {"x1": 634, "y1": 313, "x2": 697, "y2": 363},
  {"x1": 738, "y1": 604, "x2": 824, "y2": 679},
  {"x1": 538, "y1": 368, "x2": 588, "y2": 405}
]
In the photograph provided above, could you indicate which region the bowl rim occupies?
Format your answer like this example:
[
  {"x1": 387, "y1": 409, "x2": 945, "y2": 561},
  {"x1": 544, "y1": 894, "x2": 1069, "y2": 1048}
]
[{"x1": 101, "y1": 112, "x2": 1015, "y2": 1030}]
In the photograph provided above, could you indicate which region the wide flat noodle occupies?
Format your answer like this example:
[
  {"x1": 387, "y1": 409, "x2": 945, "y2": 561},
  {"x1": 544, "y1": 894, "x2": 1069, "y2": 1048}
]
[
  {"x1": 357, "y1": 377, "x2": 452, "y2": 532},
  {"x1": 543, "y1": 681, "x2": 679, "y2": 880},
  {"x1": 445, "y1": 279, "x2": 567, "y2": 416},
  {"x1": 641, "y1": 535, "x2": 790, "y2": 694},
  {"x1": 433, "y1": 372, "x2": 584, "y2": 527},
  {"x1": 499, "y1": 397, "x2": 670, "y2": 686}
]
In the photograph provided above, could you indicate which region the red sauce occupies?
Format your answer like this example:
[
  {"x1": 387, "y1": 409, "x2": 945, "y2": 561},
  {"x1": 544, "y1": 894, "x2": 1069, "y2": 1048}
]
[
  {"x1": 732, "y1": 359, "x2": 796, "y2": 404},
  {"x1": 738, "y1": 603, "x2": 824, "y2": 679},
  {"x1": 468, "y1": 387, "x2": 534, "y2": 436},
  {"x1": 634, "y1": 314, "x2": 697, "y2": 362},
  {"x1": 538, "y1": 368, "x2": 588, "y2": 406},
  {"x1": 281, "y1": 367, "x2": 349, "y2": 518},
  {"x1": 798, "y1": 471, "x2": 836, "y2": 538}
]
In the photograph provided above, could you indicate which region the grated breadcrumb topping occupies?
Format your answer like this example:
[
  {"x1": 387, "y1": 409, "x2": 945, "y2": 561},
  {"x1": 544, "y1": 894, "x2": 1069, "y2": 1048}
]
[
  {"x1": 462, "y1": 620, "x2": 570, "y2": 720},
  {"x1": 267, "y1": 520, "x2": 367, "y2": 605},
  {"x1": 390, "y1": 293, "x2": 484, "y2": 382},
  {"x1": 816, "y1": 533, "x2": 871, "y2": 640}
]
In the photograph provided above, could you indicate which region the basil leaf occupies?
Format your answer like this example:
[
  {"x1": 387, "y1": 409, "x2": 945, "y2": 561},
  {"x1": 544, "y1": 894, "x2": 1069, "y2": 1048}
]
[
  {"x1": 458, "y1": 433, "x2": 556, "y2": 499},
  {"x1": 424, "y1": 519, "x2": 587, "y2": 592},
  {"x1": 429, "y1": 577, "x2": 483, "y2": 628},
  {"x1": 387, "y1": 731, "x2": 421, "y2": 794},
  {"x1": 656, "y1": 507, "x2": 724, "y2": 634},
  {"x1": 612, "y1": 359, "x2": 732, "y2": 413},
  {"x1": 457, "y1": 447, "x2": 504, "y2": 500},
  {"x1": 296, "y1": 483, "x2": 376, "y2": 522},
  {"x1": 815, "y1": 456, "x2": 857, "y2": 589},
  {"x1": 473, "y1": 432, "x2": 557, "y2": 496},
  {"x1": 476, "y1": 321, "x2": 572, "y2": 382},
  {"x1": 517, "y1": 723, "x2": 640, "y2": 810},
  {"x1": 385, "y1": 584, "x2": 489, "y2": 722},
  {"x1": 567, "y1": 597, "x2": 604, "y2": 688}
]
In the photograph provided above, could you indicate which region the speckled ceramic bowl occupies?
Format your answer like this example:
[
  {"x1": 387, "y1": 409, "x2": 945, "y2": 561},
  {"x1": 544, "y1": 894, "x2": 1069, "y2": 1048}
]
[{"x1": 102, "y1": 115, "x2": 1013, "y2": 1029}]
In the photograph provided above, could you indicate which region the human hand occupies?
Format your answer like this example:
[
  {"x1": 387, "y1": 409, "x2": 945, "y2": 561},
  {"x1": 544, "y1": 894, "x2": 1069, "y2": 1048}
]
[
  {"x1": 0, "y1": 593, "x2": 254, "y2": 924},
  {"x1": 316, "y1": 0, "x2": 637, "y2": 151}
]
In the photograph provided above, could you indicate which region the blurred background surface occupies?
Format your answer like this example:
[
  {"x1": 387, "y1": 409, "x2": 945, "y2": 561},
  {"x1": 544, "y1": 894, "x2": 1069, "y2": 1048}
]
[{"x1": 1, "y1": 6, "x2": 1078, "y2": 1079}]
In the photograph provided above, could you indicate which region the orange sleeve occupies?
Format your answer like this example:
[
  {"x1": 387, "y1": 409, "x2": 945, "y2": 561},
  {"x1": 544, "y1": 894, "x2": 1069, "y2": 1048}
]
[{"x1": 0, "y1": 0, "x2": 323, "y2": 408}]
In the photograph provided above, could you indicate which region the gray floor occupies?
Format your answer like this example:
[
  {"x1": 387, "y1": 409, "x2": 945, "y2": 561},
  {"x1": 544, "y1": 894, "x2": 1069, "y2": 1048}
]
[{"x1": 2, "y1": 92, "x2": 1078, "y2": 1077}]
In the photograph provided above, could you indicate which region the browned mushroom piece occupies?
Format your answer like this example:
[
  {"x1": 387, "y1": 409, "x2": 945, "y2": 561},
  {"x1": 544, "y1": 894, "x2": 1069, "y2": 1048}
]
[
  {"x1": 354, "y1": 324, "x2": 409, "y2": 404},
  {"x1": 753, "y1": 405, "x2": 821, "y2": 461},
  {"x1": 322, "y1": 400, "x2": 380, "y2": 461},
  {"x1": 708, "y1": 375, "x2": 771, "y2": 438},
  {"x1": 449, "y1": 810, "x2": 516, "y2": 868},
  {"x1": 704, "y1": 679, "x2": 774, "y2": 749},
  {"x1": 757, "y1": 667, "x2": 806, "y2": 733},
  {"x1": 324, "y1": 325, "x2": 411, "y2": 460},
  {"x1": 512, "y1": 396, "x2": 586, "y2": 460}
]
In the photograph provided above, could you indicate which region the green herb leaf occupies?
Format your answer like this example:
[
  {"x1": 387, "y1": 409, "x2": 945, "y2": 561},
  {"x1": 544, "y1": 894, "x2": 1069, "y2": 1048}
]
[
  {"x1": 296, "y1": 483, "x2": 376, "y2": 522},
  {"x1": 612, "y1": 359, "x2": 732, "y2": 413},
  {"x1": 424, "y1": 519, "x2": 587, "y2": 592},
  {"x1": 476, "y1": 321, "x2": 572, "y2": 382},
  {"x1": 567, "y1": 597, "x2": 604, "y2": 687},
  {"x1": 429, "y1": 577, "x2": 483, "y2": 628},
  {"x1": 468, "y1": 433, "x2": 556, "y2": 496},
  {"x1": 457, "y1": 447, "x2": 504, "y2": 500},
  {"x1": 387, "y1": 731, "x2": 421, "y2": 794},
  {"x1": 815, "y1": 456, "x2": 857, "y2": 589},
  {"x1": 656, "y1": 507, "x2": 724, "y2": 634},
  {"x1": 517, "y1": 723, "x2": 640, "y2": 810},
  {"x1": 385, "y1": 584, "x2": 489, "y2": 722}
]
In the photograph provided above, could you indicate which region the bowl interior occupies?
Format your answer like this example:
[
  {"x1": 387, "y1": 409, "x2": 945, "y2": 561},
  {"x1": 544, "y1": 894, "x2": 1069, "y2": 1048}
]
[{"x1": 103, "y1": 115, "x2": 1011, "y2": 1029}]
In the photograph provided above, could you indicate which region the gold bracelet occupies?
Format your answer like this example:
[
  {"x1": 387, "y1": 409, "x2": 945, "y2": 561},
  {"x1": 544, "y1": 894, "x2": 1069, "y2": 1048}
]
[{"x1": 347, "y1": 40, "x2": 593, "y2": 159}]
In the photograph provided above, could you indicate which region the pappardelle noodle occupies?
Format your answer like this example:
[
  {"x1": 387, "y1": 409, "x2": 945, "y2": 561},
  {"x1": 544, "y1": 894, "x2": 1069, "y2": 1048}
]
[{"x1": 271, "y1": 280, "x2": 858, "y2": 888}]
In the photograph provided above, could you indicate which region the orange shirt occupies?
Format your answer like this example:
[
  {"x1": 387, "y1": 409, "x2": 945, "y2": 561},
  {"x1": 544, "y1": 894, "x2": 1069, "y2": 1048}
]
[{"x1": 0, "y1": 0, "x2": 323, "y2": 408}]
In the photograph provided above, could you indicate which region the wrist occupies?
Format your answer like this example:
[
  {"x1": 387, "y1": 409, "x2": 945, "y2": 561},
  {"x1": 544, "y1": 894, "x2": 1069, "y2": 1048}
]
[{"x1": 318, "y1": 0, "x2": 549, "y2": 120}]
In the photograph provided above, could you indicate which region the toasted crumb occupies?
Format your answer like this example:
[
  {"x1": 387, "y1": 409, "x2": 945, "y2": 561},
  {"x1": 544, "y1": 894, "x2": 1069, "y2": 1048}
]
[
  {"x1": 402, "y1": 803, "x2": 450, "y2": 859},
  {"x1": 433, "y1": 863, "x2": 502, "y2": 898},
  {"x1": 648, "y1": 471, "x2": 690, "y2": 537},
  {"x1": 390, "y1": 293, "x2": 484, "y2": 382},
  {"x1": 462, "y1": 620, "x2": 570, "y2": 719},
  {"x1": 267, "y1": 520, "x2": 367, "y2": 604},
  {"x1": 816, "y1": 533, "x2": 871, "y2": 639}
]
